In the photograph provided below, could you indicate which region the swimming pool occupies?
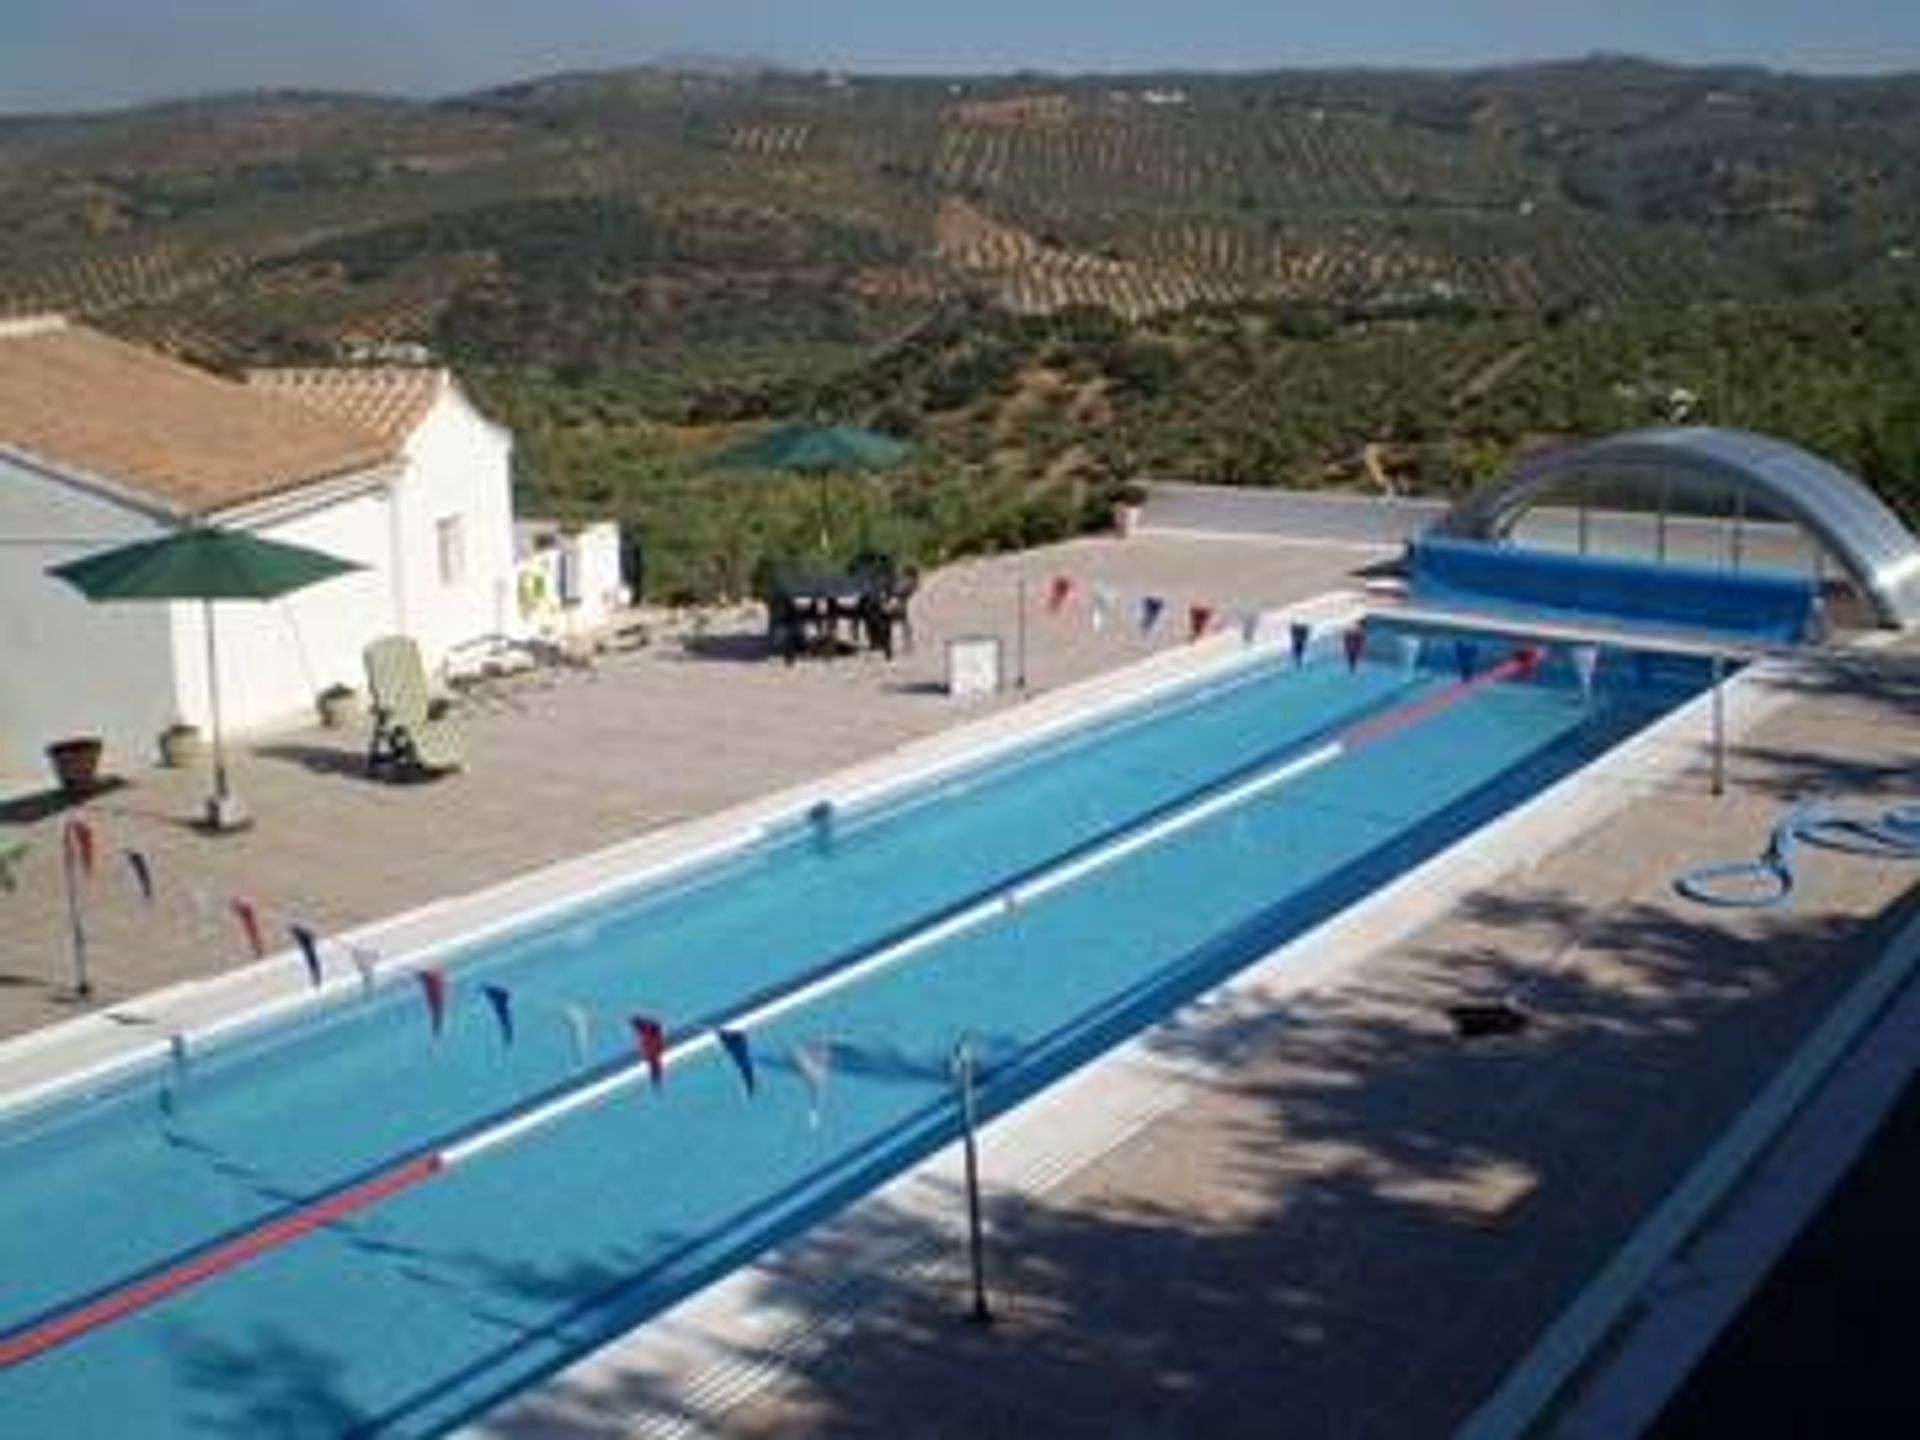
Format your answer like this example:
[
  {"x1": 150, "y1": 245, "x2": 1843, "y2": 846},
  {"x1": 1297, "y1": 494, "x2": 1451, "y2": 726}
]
[{"x1": 0, "y1": 619, "x2": 1718, "y2": 1436}]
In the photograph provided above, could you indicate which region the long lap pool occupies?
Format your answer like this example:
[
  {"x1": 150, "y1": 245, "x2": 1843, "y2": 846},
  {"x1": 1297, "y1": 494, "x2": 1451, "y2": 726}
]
[{"x1": 0, "y1": 618, "x2": 1718, "y2": 1436}]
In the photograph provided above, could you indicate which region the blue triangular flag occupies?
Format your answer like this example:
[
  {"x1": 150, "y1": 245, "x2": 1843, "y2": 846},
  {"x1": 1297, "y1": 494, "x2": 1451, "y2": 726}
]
[
  {"x1": 1454, "y1": 640, "x2": 1478, "y2": 682},
  {"x1": 290, "y1": 924, "x2": 323, "y2": 990},
  {"x1": 483, "y1": 984, "x2": 515, "y2": 1047},
  {"x1": 125, "y1": 849, "x2": 155, "y2": 904},
  {"x1": 1289, "y1": 621, "x2": 1311, "y2": 667},
  {"x1": 717, "y1": 1028, "x2": 756, "y2": 1096},
  {"x1": 1139, "y1": 595, "x2": 1166, "y2": 635}
]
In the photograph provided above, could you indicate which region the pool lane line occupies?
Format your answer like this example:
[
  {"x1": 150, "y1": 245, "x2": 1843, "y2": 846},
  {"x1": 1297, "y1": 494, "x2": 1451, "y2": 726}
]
[
  {"x1": 0, "y1": 644, "x2": 1543, "y2": 1370},
  {"x1": 0, "y1": 1153, "x2": 443, "y2": 1369}
]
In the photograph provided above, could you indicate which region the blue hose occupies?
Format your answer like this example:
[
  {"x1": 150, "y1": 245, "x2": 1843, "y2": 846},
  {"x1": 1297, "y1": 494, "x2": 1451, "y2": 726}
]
[{"x1": 1675, "y1": 800, "x2": 1920, "y2": 909}]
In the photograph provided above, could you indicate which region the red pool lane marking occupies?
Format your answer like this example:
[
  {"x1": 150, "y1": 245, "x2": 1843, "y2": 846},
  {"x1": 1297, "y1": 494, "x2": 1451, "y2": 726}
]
[
  {"x1": 1339, "y1": 647, "x2": 1541, "y2": 752},
  {"x1": 0, "y1": 1153, "x2": 443, "y2": 1369}
]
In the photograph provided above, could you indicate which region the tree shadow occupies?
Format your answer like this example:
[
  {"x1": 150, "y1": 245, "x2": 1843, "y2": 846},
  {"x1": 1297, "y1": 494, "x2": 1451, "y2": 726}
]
[
  {"x1": 478, "y1": 884, "x2": 1909, "y2": 1439},
  {"x1": 171, "y1": 1325, "x2": 369, "y2": 1439}
]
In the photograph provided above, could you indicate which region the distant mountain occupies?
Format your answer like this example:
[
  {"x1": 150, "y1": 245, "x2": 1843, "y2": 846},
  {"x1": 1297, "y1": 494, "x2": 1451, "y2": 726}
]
[{"x1": 1, "y1": 56, "x2": 1915, "y2": 371}]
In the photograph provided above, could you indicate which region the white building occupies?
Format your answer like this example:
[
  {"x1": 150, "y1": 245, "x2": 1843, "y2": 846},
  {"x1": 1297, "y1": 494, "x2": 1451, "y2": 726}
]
[{"x1": 0, "y1": 316, "x2": 519, "y2": 791}]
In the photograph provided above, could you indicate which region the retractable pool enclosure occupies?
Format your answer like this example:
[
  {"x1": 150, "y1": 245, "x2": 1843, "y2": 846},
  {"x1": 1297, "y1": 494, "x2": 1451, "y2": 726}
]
[{"x1": 1437, "y1": 427, "x2": 1920, "y2": 630}]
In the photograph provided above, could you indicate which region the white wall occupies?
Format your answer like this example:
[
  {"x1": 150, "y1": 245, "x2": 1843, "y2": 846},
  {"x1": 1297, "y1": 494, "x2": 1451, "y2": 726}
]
[
  {"x1": 168, "y1": 486, "x2": 398, "y2": 740},
  {"x1": 0, "y1": 453, "x2": 173, "y2": 789},
  {"x1": 387, "y1": 381, "x2": 520, "y2": 671}
]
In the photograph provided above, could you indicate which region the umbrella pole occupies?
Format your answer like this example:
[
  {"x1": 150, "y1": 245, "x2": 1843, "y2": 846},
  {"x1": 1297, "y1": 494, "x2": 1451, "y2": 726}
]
[{"x1": 201, "y1": 599, "x2": 245, "y2": 831}]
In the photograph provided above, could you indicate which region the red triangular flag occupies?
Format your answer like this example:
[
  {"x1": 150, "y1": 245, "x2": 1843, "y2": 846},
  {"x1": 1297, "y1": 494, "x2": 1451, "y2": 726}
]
[
  {"x1": 231, "y1": 898, "x2": 266, "y2": 959},
  {"x1": 1046, "y1": 575, "x2": 1075, "y2": 614},
  {"x1": 416, "y1": 967, "x2": 449, "y2": 1038},
  {"x1": 631, "y1": 1016, "x2": 667, "y2": 1090},
  {"x1": 65, "y1": 817, "x2": 97, "y2": 878},
  {"x1": 1187, "y1": 604, "x2": 1214, "y2": 643},
  {"x1": 1343, "y1": 623, "x2": 1366, "y2": 671}
]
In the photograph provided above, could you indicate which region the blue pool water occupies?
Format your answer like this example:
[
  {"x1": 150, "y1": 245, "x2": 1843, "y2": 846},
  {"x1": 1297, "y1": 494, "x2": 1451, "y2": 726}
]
[{"x1": 0, "y1": 622, "x2": 1716, "y2": 1436}]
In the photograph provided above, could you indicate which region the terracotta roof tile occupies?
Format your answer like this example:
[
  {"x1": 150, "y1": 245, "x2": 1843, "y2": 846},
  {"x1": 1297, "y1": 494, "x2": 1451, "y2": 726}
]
[
  {"x1": 248, "y1": 367, "x2": 446, "y2": 449},
  {"x1": 0, "y1": 317, "x2": 394, "y2": 516}
]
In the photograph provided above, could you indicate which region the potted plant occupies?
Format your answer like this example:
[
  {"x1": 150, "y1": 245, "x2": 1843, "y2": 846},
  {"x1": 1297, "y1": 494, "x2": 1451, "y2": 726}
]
[
  {"x1": 158, "y1": 720, "x2": 203, "y2": 769},
  {"x1": 46, "y1": 736, "x2": 104, "y2": 796},
  {"x1": 1110, "y1": 480, "x2": 1149, "y2": 538},
  {"x1": 316, "y1": 683, "x2": 361, "y2": 730}
]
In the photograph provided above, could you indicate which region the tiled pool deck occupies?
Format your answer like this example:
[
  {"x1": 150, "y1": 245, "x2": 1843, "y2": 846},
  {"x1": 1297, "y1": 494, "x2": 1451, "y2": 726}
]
[{"x1": 2, "y1": 530, "x2": 1915, "y2": 1437}]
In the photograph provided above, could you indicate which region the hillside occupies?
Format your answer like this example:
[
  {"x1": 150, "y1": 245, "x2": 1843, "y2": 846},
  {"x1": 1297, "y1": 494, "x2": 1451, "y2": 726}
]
[{"x1": 4, "y1": 59, "x2": 1918, "y2": 596}]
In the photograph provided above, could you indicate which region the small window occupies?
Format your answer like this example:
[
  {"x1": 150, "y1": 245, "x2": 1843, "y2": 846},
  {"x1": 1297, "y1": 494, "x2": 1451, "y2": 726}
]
[{"x1": 435, "y1": 515, "x2": 466, "y2": 587}]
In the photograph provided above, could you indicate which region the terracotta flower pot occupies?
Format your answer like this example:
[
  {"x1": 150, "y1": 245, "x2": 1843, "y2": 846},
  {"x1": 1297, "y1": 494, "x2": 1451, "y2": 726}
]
[
  {"x1": 47, "y1": 737, "x2": 104, "y2": 796},
  {"x1": 158, "y1": 724, "x2": 203, "y2": 769}
]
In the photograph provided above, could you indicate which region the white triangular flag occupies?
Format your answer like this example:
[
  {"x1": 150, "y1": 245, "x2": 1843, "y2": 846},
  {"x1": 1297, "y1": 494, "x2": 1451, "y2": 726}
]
[
  {"x1": 794, "y1": 1041, "x2": 834, "y2": 1128},
  {"x1": 562, "y1": 1003, "x2": 594, "y2": 1068}
]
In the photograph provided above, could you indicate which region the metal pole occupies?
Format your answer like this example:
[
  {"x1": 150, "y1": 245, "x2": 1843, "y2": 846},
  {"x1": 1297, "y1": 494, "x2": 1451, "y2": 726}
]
[
  {"x1": 63, "y1": 827, "x2": 91, "y2": 999},
  {"x1": 1015, "y1": 578, "x2": 1028, "y2": 694},
  {"x1": 952, "y1": 1038, "x2": 994, "y2": 1326},
  {"x1": 1710, "y1": 652, "x2": 1727, "y2": 798},
  {"x1": 203, "y1": 598, "x2": 229, "y2": 812}
]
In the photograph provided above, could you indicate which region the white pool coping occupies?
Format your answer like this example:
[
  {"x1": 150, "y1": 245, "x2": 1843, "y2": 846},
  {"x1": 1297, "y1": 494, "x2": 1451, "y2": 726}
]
[{"x1": 465, "y1": 620, "x2": 1818, "y2": 1436}]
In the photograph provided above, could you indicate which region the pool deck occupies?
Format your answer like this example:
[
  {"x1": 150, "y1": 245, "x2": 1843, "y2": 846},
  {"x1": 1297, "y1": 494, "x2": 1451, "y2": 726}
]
[{"x1": 2, "y1": 530, "x2": 1916, "y2": 1437}]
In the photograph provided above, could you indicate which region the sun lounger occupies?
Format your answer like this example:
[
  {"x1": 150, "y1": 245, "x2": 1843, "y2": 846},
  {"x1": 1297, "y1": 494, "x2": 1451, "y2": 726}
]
[{"x1": 363, "y1": 635, "x2": 465, "y2": 779}]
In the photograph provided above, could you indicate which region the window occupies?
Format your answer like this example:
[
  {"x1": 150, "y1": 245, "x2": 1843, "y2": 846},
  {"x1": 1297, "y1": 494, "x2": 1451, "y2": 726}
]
[{"x1": 435, "y1": 515, "x2": 466, "y2": 587}]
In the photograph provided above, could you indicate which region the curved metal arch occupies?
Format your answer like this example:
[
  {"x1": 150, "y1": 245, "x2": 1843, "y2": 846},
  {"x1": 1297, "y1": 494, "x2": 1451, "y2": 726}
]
[{"x1": 1438, "y1": 426, "x2": 1920, "y2": 629}]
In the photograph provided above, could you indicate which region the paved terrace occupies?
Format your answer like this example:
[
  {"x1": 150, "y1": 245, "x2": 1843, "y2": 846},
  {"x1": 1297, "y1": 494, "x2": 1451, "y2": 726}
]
[
  {"x1": 0, "y1": 533, "x2": 1374, "y2": 1039},
  {"x1": 3, "y1": 529, "x2": 1916, "y2": 1437}
]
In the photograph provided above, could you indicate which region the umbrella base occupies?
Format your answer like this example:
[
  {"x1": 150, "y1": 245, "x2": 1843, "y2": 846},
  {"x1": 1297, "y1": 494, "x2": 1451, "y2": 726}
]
[{"x1": 200, "y1": 792, "x2": 254, "y2": 835}]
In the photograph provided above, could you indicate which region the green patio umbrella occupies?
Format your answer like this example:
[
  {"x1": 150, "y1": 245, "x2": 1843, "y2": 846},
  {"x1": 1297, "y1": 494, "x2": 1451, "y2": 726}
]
[
  {"x1": 701, "y1": 423, "x2": 912, "y2": 551},
  {"x1": 50, "y1": 527, "x2": 362, "y2": 831}
]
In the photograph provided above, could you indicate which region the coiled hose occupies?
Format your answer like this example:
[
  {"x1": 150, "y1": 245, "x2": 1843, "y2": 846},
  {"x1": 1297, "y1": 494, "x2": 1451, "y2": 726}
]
[{"x1": 1675, "y1": 800, "x2": 1920, "y2": 909}]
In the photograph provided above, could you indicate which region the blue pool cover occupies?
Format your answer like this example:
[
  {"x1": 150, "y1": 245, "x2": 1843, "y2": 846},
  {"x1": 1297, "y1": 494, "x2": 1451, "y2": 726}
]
[{"x1": 1408, "y1": 536, "x2": 1818, "y2": 643}]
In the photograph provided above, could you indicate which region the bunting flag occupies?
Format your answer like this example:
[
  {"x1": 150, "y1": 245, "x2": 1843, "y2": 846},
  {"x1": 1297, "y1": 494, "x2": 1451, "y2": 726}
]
[
  {"x1": 416, "y1": 968, "x2": 450, "y2": 1038},
  {"x1": 482, "y1": 984, "x2": 515, "y2": 1047},
  {"x1": 1342, "y1": 623, "x2": 1367, "y2": 672},
  {"x1": 125, "y1": 849, "x2": 155, "y2": 904},
  {"x1": 65, "y1": 817, "x2": 97, "y2": 879},
  {"x1": 1289, "y1": 621, "x2": 1312, "y2": 668},
  {"x1": 562, "y1": 1003, "x2": 593, "y2": 1067},
  {"x1": 0, "y1": 841, "x2": 26, "y2": 894},
  {"x1": 1513, "y1": 644, "x2": 1545, "y2": 679},
  {"x1": 349, "y1": 946, "x2": 380, "y2": 997},
  {"x1": 631, "y1": 1017, "x2": 667, "y2": 1090},
  {"x1": 1239, "y1": 611, "x2": 1261, "y2": 647},
  {"x1": 1633, "y1": 650, "x2": 1654, "y2": 688},
  {"x1": 231, "y1": 898, "x2": 266, "y2": 959},
  {"x1": 1570, "y1": 643, "x2": 1601, "y2": 704},
  {"x1": 1046, "y1": 575, "x2": 1076, "y2": 614},
  {"x1": 1139, "y1": 595, "x2": 1166, "y2": 635},
  {"x1": 1454, "y1": 639, "x2": 1479, "y2": 682},
  {"x1": 717, "y1": 1028, "x2": 757, "y2": 1097},
  {"x1": 1394, "y1": 633, "x2": 1423, "y2": 678},
  {"x1": 794, "y1": 1040, "x2": 833, "y2": 1127},
  {"x1": 159, "y1": 1031, "x2": 190, "y2": 1119},
  {"x1": 290, "y1": 924, "x2": 323, "y2": 990},
  {"x1": 1187, "y1": 603, "x2": 1214, "y2": 643},
  {"x1": 1090, "y1": 583, "x2": 1117, "y2": 633}
]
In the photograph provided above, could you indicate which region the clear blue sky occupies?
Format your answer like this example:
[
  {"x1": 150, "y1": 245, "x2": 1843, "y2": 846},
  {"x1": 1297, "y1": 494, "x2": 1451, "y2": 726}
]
[{"x1": 6, "y1": 1, "x2": 1919, "y2": 114}]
